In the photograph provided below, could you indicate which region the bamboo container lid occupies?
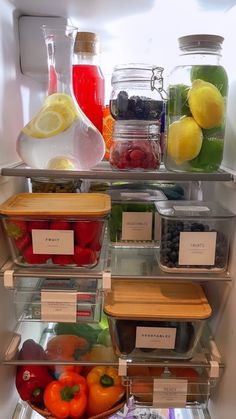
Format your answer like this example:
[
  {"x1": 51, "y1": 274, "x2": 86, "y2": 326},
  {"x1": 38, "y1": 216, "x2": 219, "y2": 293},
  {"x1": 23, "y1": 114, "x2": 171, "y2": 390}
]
[
  {"x1": 0, "y1": 193, "x2": 111, "y2": 217},
  {"x1": 104, "y1": 280, "x2": 212, "y2": 321}
]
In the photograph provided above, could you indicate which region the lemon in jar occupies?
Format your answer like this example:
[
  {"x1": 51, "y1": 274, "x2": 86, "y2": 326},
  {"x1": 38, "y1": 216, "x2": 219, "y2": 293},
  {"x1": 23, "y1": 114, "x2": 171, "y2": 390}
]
[
  {"x1": 188, "y1": 79, "x2": 224, "y2": 129},
  {"x1": 23, "y1": 93, "x2": 77, "y2": 139},
  {"x1": 167, "y1": 116, "x2": 203, "y2": 165}
]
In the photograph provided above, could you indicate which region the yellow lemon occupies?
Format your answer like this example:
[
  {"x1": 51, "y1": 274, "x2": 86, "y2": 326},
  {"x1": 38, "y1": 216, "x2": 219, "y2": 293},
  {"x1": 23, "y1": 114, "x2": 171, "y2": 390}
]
[
  {"x1": 188, "y1": 79, "x2": 224, "y2": 129},
  {"x1": 167, "y1": 116, "x2": 203, "y2": 165},
  {"x1": 23, "y1": 101, "x2": 76, "y2": 138},
  {"x1": 46, "y1": 157, "x2": 76, "y2": 170}
]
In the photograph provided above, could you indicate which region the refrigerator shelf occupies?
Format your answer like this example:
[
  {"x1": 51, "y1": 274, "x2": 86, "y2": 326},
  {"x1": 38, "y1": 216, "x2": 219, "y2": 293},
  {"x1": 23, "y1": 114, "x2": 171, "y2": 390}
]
[
  {"x1": 0, "y1": 246, "x2": 231, "y2": 283},
  {"x1": 0, "y1": 161, "x2": 233, "y2": 182},
  {"x1": 1, "y1": 322, "x2": 223, "y2": 369}
]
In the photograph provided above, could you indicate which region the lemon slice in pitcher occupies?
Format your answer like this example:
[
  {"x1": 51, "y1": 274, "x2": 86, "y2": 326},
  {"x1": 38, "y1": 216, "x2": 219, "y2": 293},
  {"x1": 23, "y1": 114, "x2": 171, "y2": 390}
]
[{"x1": 23, "y1": 98, "x2": 76, "y2": 139}]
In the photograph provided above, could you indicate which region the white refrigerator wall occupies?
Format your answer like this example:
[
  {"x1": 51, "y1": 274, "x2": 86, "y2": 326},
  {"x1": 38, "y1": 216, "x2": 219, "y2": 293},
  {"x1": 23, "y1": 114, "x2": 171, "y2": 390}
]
[{"x1": 0, "y1": 1, "x2": 236, "y2": 418}]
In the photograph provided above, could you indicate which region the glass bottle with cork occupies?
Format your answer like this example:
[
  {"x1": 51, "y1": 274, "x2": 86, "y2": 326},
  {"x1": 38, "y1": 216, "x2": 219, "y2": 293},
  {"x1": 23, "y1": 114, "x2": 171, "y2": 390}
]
[{"x1": 73, "y1": 31, "x2": 105, "y2": 133}]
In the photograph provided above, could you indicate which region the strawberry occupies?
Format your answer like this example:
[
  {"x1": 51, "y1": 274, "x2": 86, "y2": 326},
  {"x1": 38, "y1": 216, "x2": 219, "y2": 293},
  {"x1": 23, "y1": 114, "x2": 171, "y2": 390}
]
[
  {"x1": 74, "y1": 221, "x2": 101, "y2": 246},
  {"x1": 89, "y1": 222, "x2": 103, "y2": 251},
  {"x1": 73, "y1": 246, "x2": 97, "y2": 266},
  {"x1": 27, "y1": 220, "x2": 49, "y2": 233},
  {"x1": 50, "y1": 220, "x2": 71, "y2": 230},
  {"x1": 51, "y1": 255, "x2": 74, "y2": 266},
  {"x1": 14, "y1": 233, "x2": 31, "y2": 251},
  {"x1": 23, "y1": 245, "x2": 50, "y2": 264},
  {"x1": 5, "y1": 220, "x2": 27, "y2": 239}
]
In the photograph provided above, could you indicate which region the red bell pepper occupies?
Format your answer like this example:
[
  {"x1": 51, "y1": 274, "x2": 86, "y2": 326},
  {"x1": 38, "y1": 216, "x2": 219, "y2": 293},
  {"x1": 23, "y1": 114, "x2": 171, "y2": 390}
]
[{"x1": 15, "y1": 365, "x2": 53, "y2": 404}]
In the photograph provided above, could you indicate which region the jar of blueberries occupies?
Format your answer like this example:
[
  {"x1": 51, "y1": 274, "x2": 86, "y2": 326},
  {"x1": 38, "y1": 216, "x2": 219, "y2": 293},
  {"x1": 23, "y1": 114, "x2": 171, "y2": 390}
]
[
  {"x1": 109, "y1": 120, "x2": 161, "y2": 170},
  {"x1": 109, "y1": 64, "x2": 166, "y2": 121}
]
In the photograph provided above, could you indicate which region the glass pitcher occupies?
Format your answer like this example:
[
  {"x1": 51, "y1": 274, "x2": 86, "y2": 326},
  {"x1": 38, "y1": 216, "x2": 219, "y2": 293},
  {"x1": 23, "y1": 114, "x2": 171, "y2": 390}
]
[{"x1": 17, "y1": 24, "x2": 105, "y2": 170}]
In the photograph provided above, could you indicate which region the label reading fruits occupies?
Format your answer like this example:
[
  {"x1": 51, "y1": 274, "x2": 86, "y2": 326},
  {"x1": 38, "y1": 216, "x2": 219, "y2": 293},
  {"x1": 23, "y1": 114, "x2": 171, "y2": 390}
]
[
  {"x1": 121, "y1": 212, "x2": 153, "y2": 241},
  {"x1": 179, "y1": 231, "x2": 217, "y2": 265},
  {"x1": 153, "y1": 379, "x2": 188, "y2": 408},
  {"x1": 32, "y1": 229, "x2": 74, "y2": 254},
  {"x1": 135, "y1": 326, "x2": 176, "y2": 349},
  {"x1": 41, "y1": 290, "x2": 77, "y2": 322}
]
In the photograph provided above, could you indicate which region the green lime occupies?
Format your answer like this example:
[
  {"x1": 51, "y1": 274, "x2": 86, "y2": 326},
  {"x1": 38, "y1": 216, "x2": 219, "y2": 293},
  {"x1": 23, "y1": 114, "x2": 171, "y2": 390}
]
[
  {"x1": 190, "y1": 65, "x2": 228, "y2": 97},
  {"x1": 189, "y1": 137, "x2": 224, "y2": 172},
  {"x1": 168, "y1": 84, "x2": 192, "y2": 117}
]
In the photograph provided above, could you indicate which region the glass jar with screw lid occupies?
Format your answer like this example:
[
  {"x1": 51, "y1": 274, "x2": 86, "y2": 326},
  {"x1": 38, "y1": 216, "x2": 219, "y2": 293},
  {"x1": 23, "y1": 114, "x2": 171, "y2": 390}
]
[{"x1": 165, "y1": 34, "x2": 228, "y2": 173}]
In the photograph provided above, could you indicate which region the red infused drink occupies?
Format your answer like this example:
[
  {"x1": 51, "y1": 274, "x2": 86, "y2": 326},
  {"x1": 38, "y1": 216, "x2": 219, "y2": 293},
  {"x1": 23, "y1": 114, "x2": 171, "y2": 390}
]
[
  {"x1": 73, "y1": 64, "x2": 104, "y2": 133},
  {"x1": 73, "y1": 32, "x2": 105, "y2": 133}
]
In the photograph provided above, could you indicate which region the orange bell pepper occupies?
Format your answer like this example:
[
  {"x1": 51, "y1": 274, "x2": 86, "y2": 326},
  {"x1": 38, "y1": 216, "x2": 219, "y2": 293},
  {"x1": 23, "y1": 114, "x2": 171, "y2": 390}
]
[
  {"x1": 86, "y1": 366, "x2": 125, "y2": 416},
  {"x1": 46, "y1": 335, "x2": 89, "y2": 361},
  {"x1": 44, "y1": 371, "x2": 87, "y2": 419}
]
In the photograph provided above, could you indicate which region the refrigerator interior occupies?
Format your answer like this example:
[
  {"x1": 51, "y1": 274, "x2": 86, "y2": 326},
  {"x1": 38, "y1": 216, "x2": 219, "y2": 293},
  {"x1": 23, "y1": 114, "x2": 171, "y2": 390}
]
[{"x1": 1, "y1": 0, "x2": 236, "y2": 418}]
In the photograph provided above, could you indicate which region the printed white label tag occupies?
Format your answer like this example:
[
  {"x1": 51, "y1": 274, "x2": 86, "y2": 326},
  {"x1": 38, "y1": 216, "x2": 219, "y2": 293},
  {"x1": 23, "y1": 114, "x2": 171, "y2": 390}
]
[
  {"x1": 32, "y1": 229, "x2": 74, "y2": 255},
  {"x1": 121, "y1": 212, "x2": 153, "y2": 241},
  {"x1": 179, "y1": 231, "x2": 217, "y2": 265},
  {"x1": 135, "y1": 326, "x2": 176, "y2": 349},
  {"x1": 41, "y1": 290, "x2": 77, "y2": 322},
  {"x1": 153, "y1": 379, "x2": 188, "y2": 408}
]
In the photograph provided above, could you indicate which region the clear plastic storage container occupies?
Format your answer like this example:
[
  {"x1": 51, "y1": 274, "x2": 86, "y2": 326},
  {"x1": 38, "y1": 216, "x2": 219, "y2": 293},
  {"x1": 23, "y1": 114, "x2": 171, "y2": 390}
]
[
  {"x1": 0, "y1": 193, "x2": 111, "y2": 268},
  {"x1": 155, "y1": 201, "x2": 235, "y2": 273},
  {"x1": 29, "y1": 177, "x2": 81, "y2": 193},
  {"x1": 15, "y1": 278, "x2": 101, "y2": 323},
  {"x1": 109, "y1": 189, "x2": 167, "y2": 246},
  {"x1": 104, "y1": 280, "x2": 212, "y2": 360}
]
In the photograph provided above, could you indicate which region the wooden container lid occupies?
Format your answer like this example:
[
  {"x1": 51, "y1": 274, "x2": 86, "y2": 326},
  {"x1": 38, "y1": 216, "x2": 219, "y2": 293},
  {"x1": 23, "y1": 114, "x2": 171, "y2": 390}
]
[
  {"x1": 104, "y1": 280, "x2": 212, "y2": 321},
  {"x1": 0, "y1": 193, "x2": 111, "y2": 217}
]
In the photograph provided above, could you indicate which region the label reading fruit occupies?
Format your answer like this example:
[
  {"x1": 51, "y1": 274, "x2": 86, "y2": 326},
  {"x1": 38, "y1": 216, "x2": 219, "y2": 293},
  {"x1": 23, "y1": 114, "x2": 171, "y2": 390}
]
[
  {"x1": 41, "y1": 290, "x2": 77, "y2": 322},
  {"x1": 121, "y1": 212, "x2": 153, "y2": 241},
  {"x1": 153, "y1": 379, "x2": 187, "y2": 408},
  {"x1": 135, "y1": 327, "x2": 176, "y2": 349},
  {"x1": 32, "y1": 229, "x2": 74, "y2": 254},
  {"x1": 179, "y1": 231, "x2": 217, "y2": 265}
]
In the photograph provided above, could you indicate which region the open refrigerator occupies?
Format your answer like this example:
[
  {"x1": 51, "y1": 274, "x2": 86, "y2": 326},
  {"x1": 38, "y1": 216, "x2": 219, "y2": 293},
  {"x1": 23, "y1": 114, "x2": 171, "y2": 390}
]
[{"x1": 1, "y1": 0, "x2": 236, "y2": 418}]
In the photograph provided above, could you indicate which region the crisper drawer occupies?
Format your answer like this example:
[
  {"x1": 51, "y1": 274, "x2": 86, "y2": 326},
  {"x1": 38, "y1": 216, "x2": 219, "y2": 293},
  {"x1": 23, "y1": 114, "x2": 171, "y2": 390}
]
[
  {"x1": 14, "y1": 277, "x2": 102, "y2": 323},
  {"x1": 126, "y1": 367, "x2": 212, "y2": 409}
]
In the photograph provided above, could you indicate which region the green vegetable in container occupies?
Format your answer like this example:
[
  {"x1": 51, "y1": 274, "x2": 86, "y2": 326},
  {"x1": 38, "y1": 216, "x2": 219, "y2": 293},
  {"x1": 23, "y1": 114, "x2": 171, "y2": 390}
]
[{"x1": 54, "y1": 323, "x2": 102, "y2": 346}]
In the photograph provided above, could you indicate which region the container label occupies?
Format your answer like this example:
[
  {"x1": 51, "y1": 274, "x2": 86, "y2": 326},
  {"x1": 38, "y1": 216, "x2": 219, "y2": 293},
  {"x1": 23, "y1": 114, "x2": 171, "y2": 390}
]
[
  {"x1": 121, "y1": 212, "x2": 153, "y2": 241},
  {"x1": 32, "y1": 229, "x2": 74, "y2": 254},
  {"x1": 153, "y1": 379, "x2": 188, "y2": 408},
  {"x1": 135, "y1": 326, "x2": 176, "y2": 349},
  {"x1": 179, "y1": 231, "x2": 217, "y2": 265},
  {"x1": 41, "y1": 290, "x2": 77, "y2": 322}
]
